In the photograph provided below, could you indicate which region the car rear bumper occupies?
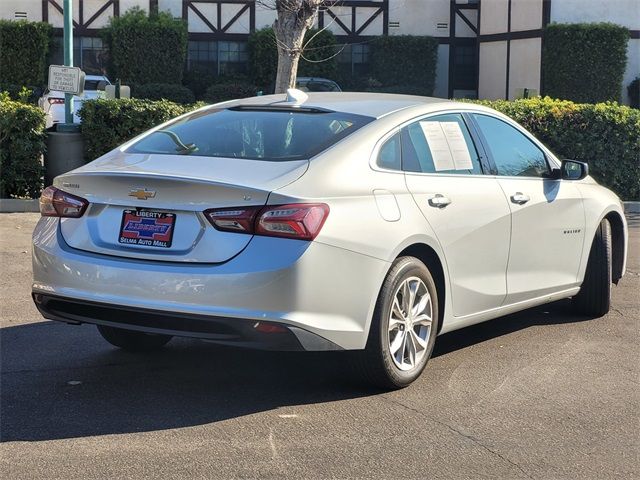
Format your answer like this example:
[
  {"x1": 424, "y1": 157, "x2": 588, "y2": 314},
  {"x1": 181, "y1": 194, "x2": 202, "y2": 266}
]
[
  {"x1": 32, "y1": 293, "x2": 334, "y2": 351},
  {"x1": 32, "y1": 217, "x2": 390, "y2": 350}
]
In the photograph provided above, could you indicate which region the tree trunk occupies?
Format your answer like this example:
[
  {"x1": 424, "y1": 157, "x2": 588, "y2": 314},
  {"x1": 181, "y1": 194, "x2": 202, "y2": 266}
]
[{"x1": 273, "y1": 2, "x2": 320, "y2": 94}]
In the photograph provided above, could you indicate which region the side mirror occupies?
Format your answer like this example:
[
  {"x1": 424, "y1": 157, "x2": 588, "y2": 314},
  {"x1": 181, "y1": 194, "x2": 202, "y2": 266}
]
[
  {"x1": 97, "y1": 81, "x2": 107, "y2": 91},
  {"x1": 561, "y1": 159, "x2": 588, "y2": 180}
]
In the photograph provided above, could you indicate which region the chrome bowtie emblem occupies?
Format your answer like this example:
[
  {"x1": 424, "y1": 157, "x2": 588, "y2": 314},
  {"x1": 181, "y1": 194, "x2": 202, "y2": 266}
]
[{"x1": 128, "y1": 188, "x2": 156, "y2": 200}]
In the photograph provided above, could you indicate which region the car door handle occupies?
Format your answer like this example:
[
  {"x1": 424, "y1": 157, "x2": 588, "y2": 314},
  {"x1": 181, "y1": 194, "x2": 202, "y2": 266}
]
[
  {"x1": 428, "y1": 194, "x2": 452, "y2": 208},
  {"x1": 510, "y1": 192, "x2": 530, "y2": 205}
]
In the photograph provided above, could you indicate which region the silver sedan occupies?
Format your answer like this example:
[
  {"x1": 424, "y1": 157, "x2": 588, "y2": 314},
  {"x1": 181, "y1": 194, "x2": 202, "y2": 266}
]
[{"x1": 32, "y1": 91, "x2": 628, "y2": 388}]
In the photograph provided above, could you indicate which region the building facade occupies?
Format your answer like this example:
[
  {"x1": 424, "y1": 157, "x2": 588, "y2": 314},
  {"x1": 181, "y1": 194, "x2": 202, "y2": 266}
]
[{"x1": 2, "y1": 0, "x2": 638, "y2": 104}]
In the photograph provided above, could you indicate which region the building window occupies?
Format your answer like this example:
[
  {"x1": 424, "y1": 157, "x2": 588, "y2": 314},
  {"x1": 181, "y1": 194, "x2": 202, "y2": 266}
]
[
  {"x1": 338, "y1": 43, "x2": 370, "y2": 77},
  {"x1": 188, "y1": 41, "x2": 217, "y2": 74},
  {"x1": 188, "y1": 40, "x2": 248, "y2": 76},
  {"x1": 49, "y1": 36, "x2": 108, "y2": 75},
  {"x1": 452, "y1": 43, "x2": 477, "y2": 92},
  {"x1": 78, "y1": 37, "x2": 107, "y2": 75}
]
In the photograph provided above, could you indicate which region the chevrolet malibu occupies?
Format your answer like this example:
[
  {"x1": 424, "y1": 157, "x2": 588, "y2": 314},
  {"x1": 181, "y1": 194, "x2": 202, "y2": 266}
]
[{"x1": 32, "y1": 91, "x2": 628, "y2": 388}]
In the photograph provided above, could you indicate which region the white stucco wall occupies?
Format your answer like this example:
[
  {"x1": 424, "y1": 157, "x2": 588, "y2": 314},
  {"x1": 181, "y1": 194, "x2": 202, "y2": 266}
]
[
  {"x1": 511, "y1": 0, "x2": 543, "y2": 32},
  {"x1": 479, "y1": 41, "x2": 508, "y2": 99},
  {"x1": 389, "y1": 0, "x2": 450, "y2": 37},
  {"x1": 0, "y1": 0, "x2": 42, "y2": 21},
  {"x1": 480, "y1": 0, "x2": 509, "y2": 35},
  {"x1": 508, "y1": 37, "x2": 541, "y2": 100}
]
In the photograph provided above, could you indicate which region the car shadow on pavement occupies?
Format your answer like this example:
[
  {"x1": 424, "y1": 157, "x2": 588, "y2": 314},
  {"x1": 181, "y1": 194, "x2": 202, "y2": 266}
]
[{"x1": 1, "y1": 298, "x2": 594, "y2": 442}]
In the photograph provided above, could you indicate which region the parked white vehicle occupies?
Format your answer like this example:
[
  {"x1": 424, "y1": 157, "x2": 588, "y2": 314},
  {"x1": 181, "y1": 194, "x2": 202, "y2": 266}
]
[
  {"x1": 32, "y1": 91, "x2": 628, "y2": 388},
  {"x1": 38, "y1": 75, "x2": 110, "y2": 128}
]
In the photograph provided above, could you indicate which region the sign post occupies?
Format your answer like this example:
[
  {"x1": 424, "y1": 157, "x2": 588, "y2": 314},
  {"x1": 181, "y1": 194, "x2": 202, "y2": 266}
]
[
  {"x1": 63, "y1": 0, "x2": 74, "y2": 127},
  {"x1": 44, "y1": 0, "x2": 85, "y2": 187}
]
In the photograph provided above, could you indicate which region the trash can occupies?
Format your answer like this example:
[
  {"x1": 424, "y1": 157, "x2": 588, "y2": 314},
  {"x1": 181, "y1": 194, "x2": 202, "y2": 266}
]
[{"x1": 44, "y1": 128, "x2": 85, "y2": 187}]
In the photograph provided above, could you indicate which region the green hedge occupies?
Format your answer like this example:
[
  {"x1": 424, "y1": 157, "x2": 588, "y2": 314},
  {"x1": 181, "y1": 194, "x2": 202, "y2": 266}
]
[
  {"x1": 542, "y1": 23, "x2": 629, "y2": 103},
  {"x1": 369, "y1": 36, "x2": 438, "y2": 95},
  {"x1": 134, "y1": 83, "x2": 195, "y2": 104},
  {"x1": 247, "y1": 27, "x2": 338, "y2": 90},
  {"x1": 203, "y1": 82, "x2": 256, "y2": 104},
  {"x1": 0, "y1": 20, "x2": 51, "y2": 87},
  {"x1": 104, "y1": 8, "x2": 187, "y2": 85},
  {"x1": 248, "y1": 27, "x2": 278, "y2": 89},
  {"x1": 78, "y1": 99, "x2": 202, "y2": 160},
  {"x1": 0, "y1": 94, "x2": 46, "y2": 198},
  {"x1": 470, "y1": 97, "x2": 640, "y2": 200}
]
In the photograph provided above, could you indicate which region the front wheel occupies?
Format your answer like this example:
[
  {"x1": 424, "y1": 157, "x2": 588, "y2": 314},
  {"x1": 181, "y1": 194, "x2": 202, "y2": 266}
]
[
  {"x1": 97, "y1": 325, "x2": 173, "y2": 352},
  {"x1": 355, "y1": 256, "x2": 439, "y2": 389},
  {"x1": 573, "y1": 218, "x2": 612, "y2": 317}
]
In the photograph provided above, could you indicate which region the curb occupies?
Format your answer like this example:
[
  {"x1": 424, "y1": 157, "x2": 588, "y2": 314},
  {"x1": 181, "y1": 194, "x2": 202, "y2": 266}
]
[
  {"x1": 0, "y1": 199, "x2": 40, "y2": 213},
  {"x1": 1, "y1": 199, "x2": 639, "y2": 214},
  {"x1": 624, "y1": 201, "x2": 640, "y2": 213}
]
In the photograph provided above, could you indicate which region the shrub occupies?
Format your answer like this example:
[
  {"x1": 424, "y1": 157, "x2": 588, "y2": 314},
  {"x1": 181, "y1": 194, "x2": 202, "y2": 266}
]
[
  {"x1": 628, "y1": 77, "x2": 640, "y2": 109},
  {"x1": 369, "y1": 36, "x2": 438, "y2": 95},
  {"x1": 103, "y1": 8, "x2": 187, "y2": 85},
  {"x1": 542, "y1": 23, "x2": 629, "y2": 103},
  {"x1": 248, "y1": 27, "x2": 278, "y2": 89},
  {"x1": 298, "y1": 28, "x2": 339, "y2": 80},
  {"x1": 0, "y1": 20, "x2": 52, "y2": 87},
  {"x1": 134, "y1": 83, "x2": 195, "y2": 104},
  {"x1": 0, "y1": 95, "x2": 46, "y2": 198},
  {"x1": 78, "y1": 98, "x2": 202, "y2": 160},
  {"x1": 469, "y1": 97, "x2": 640, "y2": 200},
  {"x1": 248, "y1": 27, "x2": 338, "y2": 90},
  {"x1": 182, "y1": 68, "x2": 218, "y2": 100},
  {"x1": 0, "y1": 85, "x2": 43, "y2": 105},
  {"x1": 203, "y1": 82, "x2": 256, "y2": 104}
]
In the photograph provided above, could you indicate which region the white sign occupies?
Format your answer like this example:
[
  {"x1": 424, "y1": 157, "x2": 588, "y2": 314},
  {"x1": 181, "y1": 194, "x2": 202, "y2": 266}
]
[
  {"x1": 420, "y1": 121, "x2": 455, "y2": 171},
  {"x1": 440, "y1": 122, "x2": 473, "y2": 170},
  {"x1": 419, "y1": 121, "x2": 474, "y2": 171},
  {"x1": 48, "y1": 65, "x2": 84, "y2": 95}
]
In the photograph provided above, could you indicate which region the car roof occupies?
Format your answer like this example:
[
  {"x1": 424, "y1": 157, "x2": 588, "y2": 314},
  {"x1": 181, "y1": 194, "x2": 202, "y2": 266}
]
[
  {"x1": 85, "y1": 75, "x2": 110, "y2": 82},
  {"x1": 296, "y1": 77, "x2": 337, "y2": 83},
  {"x1": 227, "y1": 92, "x2": 454, "y2": 119}
]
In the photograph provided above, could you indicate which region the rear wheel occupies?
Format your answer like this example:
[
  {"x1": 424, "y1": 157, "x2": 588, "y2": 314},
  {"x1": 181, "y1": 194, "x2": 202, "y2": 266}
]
[
  {"x1": 355, "y1": 256, "x2": 439, "y2": 389},
  {"x1": 97, "y1": 325, "x2": 172, "y2": 352},
  {"x1": 573, "y1": 218, "x2": 612, "y2": 317}
]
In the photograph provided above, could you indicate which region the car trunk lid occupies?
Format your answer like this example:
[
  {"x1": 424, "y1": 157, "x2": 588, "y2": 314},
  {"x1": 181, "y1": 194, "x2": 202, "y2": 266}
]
[{"x1": 55, "y1": 153, "x2": 308, "y2": 263}]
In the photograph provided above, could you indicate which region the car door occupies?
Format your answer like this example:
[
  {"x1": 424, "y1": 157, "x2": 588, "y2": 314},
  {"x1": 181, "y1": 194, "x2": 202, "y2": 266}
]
[
  {"x1": 470, "y1": 113, "x2": 585, "y2": 304},
  {"x1": 399, "y1": 113, "x2": 511, "y2": 317}
]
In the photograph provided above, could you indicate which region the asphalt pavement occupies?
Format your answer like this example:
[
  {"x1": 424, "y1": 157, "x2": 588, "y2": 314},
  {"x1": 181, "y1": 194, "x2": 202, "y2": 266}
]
[{"x1": 1, "y1": 213, "x2": 638, "y2": 479}]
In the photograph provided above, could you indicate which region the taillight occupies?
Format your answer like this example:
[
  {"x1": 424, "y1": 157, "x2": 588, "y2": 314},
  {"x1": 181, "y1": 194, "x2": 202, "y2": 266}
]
[
  {"x1": 204, "y1": 206, "x2": 261, "y2": 233},
  {"x1": 39, "y1": 186, "x2": 89, "y2": 218},
  {"x1": 48, "y1": 97, "x2": 64, "y2": 105},
  {"x1": 204, "y1": 203, "x2": 329, "y2": 241}
]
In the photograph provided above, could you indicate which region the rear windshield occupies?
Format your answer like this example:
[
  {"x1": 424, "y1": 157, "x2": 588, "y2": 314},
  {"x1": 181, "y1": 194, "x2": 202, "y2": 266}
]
[
  {"x1": 126, "y1": 107, "x2": 373, "y2": 161},
  {"x1": 84, "y1": 80, "x2": 105, "y2": 90}
]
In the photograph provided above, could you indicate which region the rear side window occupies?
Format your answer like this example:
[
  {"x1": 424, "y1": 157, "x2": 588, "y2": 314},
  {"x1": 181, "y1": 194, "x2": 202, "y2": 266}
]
[
  {"x1": 473, "y1": 114, "x2": 549, "y2": 177},
  {"x1": 127, "y1": 108, "x2": 373, "y2": 161},
  {"x1": 377, "y1": 132, "x2": 402, "y2": 170},
  {"x1": 401, "y1": 114, "x2": 482, "y2": 175}
]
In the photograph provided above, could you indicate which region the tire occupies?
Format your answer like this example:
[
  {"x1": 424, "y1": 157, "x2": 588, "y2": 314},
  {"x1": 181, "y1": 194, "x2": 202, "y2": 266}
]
[
  {"x1": 573, "y1": 218, "x2": 612, "y2": 317},
  {"x1": 355, "y1": 256, "x2": 440, "y2": 389},
  {"x1": 97, "y1": 325, "x2": 172, "y2": 352}
]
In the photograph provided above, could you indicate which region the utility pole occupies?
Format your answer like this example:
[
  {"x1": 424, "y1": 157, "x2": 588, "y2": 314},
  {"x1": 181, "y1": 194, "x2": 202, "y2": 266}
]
[{"x1": 63, "y1": 0, "x2": 74, "y2": 126}]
